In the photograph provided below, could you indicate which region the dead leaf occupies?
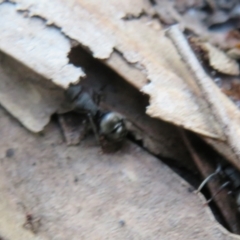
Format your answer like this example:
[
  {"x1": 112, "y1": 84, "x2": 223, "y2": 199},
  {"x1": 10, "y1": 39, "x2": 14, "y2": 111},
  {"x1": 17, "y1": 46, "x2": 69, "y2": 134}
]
[
  {"x1": 200, "y1": 42, "x2": 240, "y2": 75},
  {"x1": 1, "y1": 0, "x2": 239, "y2": 171},
  {"x1": 173, "y1": 0, "x2": 205, "y2": 13},
  {"x1": 0, "y1": 183, "x2": 45, "y2": 240},
  {"x1": 1, "y1": 0, "x2": 240, "y2": 237},
  {"x1": 227, "y1": 48, "x2": 240, "y2": 60},
  {"x1": 0, "y1": 51, "x2": 65, "y2": 132},
  {"x1": 105, "y1": 51, "x2": 147, "y2": 90},
  {"x1": 0, "y1": 106, "x2": 239, "y2": 240},
  {"x1": 166, "y1": 25, "x2": 240, "y2": 172},
  {"x1": 0, "y1": 0, "x2": 224, "y2": 139},
  {"x1": 0, "y1": 2, "x2": 84, "y2": 89}
]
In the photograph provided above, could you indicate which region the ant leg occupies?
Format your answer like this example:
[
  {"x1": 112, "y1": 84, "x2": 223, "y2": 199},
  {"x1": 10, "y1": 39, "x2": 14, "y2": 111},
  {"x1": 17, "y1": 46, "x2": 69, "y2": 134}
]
[
  {"x1": 196, "y1": 165, "x2": 221, "y2": 193},
  {"x1": 87, "y1": 113, "x2": 100, "y2": 144},
  {"x1": 204, "y1": 181, "x2": 230, "y2": 205}
]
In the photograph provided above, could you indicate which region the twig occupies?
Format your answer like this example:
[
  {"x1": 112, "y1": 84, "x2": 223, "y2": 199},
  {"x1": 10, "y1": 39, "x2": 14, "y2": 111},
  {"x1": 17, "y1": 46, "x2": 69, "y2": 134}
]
[
  {"x1": 179, "y1": 128, "x2": 240, "y2": 234},
  {"x1": 166, "y1": 25, "x2": 240, "y2": 172}
]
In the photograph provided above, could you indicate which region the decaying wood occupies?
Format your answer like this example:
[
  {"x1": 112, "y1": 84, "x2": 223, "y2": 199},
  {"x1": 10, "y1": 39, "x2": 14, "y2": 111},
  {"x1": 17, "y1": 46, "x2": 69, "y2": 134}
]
[{"x1": 166, "y1": 25, "x2": 240, "y2": 172}]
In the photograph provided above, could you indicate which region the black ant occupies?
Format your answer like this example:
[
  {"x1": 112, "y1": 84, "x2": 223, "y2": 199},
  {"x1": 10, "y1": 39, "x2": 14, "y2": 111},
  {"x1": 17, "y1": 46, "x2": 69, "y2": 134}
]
[{"x1": 65, "y1": 84, "x2": 128, "y2": 152}]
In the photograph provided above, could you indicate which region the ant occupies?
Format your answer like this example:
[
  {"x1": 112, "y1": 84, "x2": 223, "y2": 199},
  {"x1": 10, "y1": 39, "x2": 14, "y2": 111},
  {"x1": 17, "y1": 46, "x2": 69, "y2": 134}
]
[{"x1": 65, "y1": 84, "x2": 128, "y2": 152}]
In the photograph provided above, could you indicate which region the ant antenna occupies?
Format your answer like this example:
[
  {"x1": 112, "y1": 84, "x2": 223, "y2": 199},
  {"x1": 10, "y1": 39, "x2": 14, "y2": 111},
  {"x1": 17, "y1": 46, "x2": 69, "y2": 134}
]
[
  {"x1": 196, "y1": 164, "x2": 221, "y2": 193},
  {"x1": 204, "y1": 181, "x2": 230, "y2": 205}
]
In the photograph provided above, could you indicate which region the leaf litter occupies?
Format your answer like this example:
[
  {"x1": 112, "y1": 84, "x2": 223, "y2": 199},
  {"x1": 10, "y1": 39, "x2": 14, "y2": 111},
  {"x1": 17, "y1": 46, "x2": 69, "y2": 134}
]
[{"x1": 1, "y1": 0, "x2": 240, "y2": 238}]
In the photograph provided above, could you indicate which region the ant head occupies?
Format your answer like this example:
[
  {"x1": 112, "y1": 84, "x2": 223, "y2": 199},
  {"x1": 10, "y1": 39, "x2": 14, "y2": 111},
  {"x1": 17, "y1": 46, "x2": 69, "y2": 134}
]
[{"x1": 99, "y1": 112, "x2": 127, "y2": 141}]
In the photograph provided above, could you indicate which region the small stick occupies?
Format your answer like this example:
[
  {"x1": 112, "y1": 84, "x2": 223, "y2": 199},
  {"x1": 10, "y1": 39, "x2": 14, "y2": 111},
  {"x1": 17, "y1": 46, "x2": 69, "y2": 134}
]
[{"x1": 166, "y1": 25, "x2": 240, "y2": 172}]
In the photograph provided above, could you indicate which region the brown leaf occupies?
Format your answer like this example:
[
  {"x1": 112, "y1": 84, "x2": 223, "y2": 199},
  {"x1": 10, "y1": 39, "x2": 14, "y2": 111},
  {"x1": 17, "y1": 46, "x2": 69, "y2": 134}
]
[
  {"x1": 0, "y1": 2, "x2": 84, "y2": 89},
  {"x1": 0, "y1": 51, "x2": 65, "y2": 132},
  {"x1": 200, "y1": 42, "x2": 240, "y2": 76},
  {"x1": 1, "y1": 0, "x2": 224, "y2": 139},
  {"x1": 0, "y1": 106, "x2": 238, "y2": 240},
  {"x1": 1, "y1": 0, "x2": 238, "y2": 171}
]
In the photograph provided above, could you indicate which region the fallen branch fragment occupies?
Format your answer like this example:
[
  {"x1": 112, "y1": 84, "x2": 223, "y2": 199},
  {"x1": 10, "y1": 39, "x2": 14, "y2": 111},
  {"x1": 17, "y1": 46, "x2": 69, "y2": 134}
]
[
  {"x1": 166, "y1": 25, "x2": 240, "y2": 171},
  {"x1": 180, "y1": 128, "x2": 240, "y2": 234}
]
